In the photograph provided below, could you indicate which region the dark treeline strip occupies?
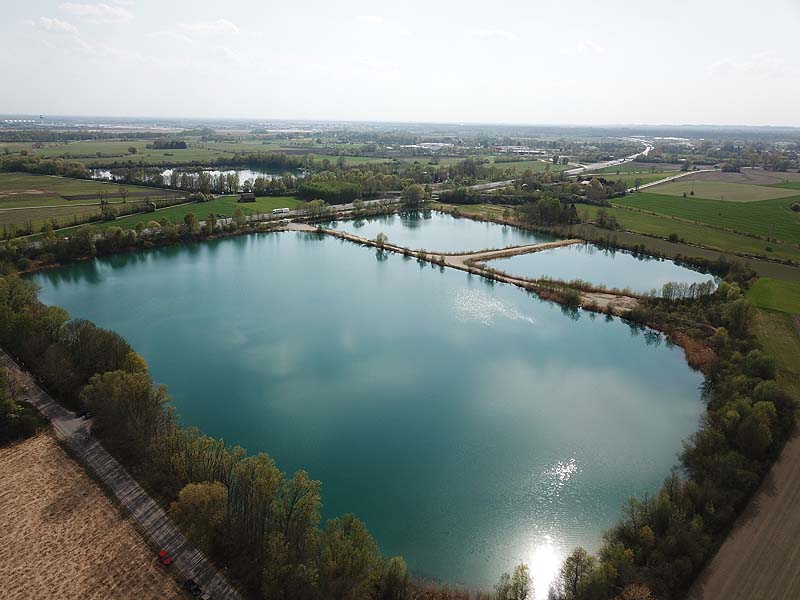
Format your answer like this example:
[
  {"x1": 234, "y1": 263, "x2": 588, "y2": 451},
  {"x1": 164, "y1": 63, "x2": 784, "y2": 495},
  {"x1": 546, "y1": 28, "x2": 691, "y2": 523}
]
[
  {"x1": 147, "y1": 139, "x2": 187, "y2": 150},
  {"x1": 0, "y1": 153, "x2": 91, "y2": 178},
  {"x1": 0, "y1": 130, "x2": 172, "y2": 143},
  {"x1": 298, "y1": 181, "x2": 362, "y2": 204},
  {"x1": 440, "y1": 172, "x2": 625, "y2": 210}
]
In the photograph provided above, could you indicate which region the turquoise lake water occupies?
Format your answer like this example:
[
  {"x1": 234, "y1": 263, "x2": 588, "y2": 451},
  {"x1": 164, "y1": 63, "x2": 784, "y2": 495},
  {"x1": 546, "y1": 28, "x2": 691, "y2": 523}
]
[
  {"x1": 325, "y1": 210, "x2": 557, "y2": 253},
  {"x1": 487, "y1": 242, "x2": 716, "y2": 295},
  {"x1": 30, "y1": 231, "x2": 703, "y2": 595}
]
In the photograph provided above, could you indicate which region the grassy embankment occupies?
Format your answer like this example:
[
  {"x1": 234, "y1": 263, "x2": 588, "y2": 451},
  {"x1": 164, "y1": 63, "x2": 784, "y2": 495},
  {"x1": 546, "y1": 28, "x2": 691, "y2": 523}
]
[{"x1": 749, "y1": 276, "x2": 800, "y2": 401}]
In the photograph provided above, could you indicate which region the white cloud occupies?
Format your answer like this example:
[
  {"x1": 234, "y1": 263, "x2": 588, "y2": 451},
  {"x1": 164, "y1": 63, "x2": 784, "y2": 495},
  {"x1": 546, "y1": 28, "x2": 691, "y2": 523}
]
[
  {"x1": 148, "y1": 30, "x2": 193, "y2": 44},
  {"x1": 177, "y1": 19, "x2": 240, "y2": 35},
  {"x1": 471, "y1": 29, "x2": 517, "y2": 41},
  {"x1": 358, "y1": 15, "x2": 384, "y2": 25},
  {"x1": 37, "y1": 16, "x2": 79, "y2": 35},
  {"x1": 214, "y1": 46, "x2": 247, "y2": 65},
  {"x1": 59, "y1": 2, "x2": 133, "y2": 24},
  {"x1": 709, "y1": 50, "x2": 797, "y2": 78},
  {"x1": 32, "y1": 17, "x2": 94, "y2": 53},
  {"x1": 578, "y1": 40, "x2": 606, "y2": 55}
]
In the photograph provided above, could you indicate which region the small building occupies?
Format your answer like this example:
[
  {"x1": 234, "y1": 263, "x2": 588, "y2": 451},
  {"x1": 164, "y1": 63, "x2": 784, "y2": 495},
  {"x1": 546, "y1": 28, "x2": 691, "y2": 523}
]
[{"x1": 238, "y1": 192, "x2": 256, "y2": 203}]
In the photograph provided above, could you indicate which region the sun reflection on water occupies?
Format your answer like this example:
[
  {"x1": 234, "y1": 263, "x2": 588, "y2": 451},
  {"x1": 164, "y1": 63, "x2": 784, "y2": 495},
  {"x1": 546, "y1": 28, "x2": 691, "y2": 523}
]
[
  {"x1": 522, "y1": 458, "x2": 580, "y2": 598},
  {"x1": 527, "y1": 537, "x2": 565, "y2": 600},
  {"x1": 451, "y1": 288, "x2": 536, "y2": 326}
]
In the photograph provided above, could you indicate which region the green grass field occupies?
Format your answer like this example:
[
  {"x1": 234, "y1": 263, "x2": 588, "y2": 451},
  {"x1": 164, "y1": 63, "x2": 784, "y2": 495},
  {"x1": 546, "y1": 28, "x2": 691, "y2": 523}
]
[
  {"x1": 614, "y1": 191, "x2": 800, "y2": 244},
  {"x1": 490, "y1": 159, "x2": 570, "y2": 172},
  {"x1": 93, "y1": 196, "x2": 303, "y2": 231},
  {"x1": 578, "y1": 204, "x2": 800, "y2": 264},
  {"x1": 748, "y1": 278, "x2": 800, "y2": 314},
  {"x1": 648, "y1": 180, "x2": 798, "y2": 202},
  {"x1": 770, "y1": 181, "x2": 800, "y2": 191},
  {"x1": 31, "y1": 140, "x2": 231, "y2": 166},
  {"x1": 753, "y1": 309, "x2": 800, "y2": 400}
]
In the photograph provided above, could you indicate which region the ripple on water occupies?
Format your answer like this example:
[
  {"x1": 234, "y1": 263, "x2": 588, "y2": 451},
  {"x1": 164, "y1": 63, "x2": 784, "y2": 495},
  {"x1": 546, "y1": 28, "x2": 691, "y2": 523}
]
[{"x1": 451, "y1": 288, "x2": 536, "y2": 327}]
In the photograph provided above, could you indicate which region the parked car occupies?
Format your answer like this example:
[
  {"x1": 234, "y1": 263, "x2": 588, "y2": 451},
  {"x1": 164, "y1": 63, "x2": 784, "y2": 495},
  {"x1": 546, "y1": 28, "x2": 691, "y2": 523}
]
[
  {"x1": 184, "y1": 579, "x2": 202, "y2": 597},
  {"x1": 157, "y1": 549, "x2": 173, "y2": 567}
]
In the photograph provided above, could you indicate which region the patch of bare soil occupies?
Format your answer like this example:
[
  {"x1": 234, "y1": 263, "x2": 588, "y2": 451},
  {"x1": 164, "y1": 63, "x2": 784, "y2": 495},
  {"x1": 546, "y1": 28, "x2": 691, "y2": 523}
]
[
  {"x1": 687, "y1": 430, "x2": 800, "y2": 600},
  {"x1": 0, "y1": 433, "x2": 181, "y2": 600},
  {"x1": 684, "y1": 169, "x2": 800, "y2": 186},
  {"x1": 0, "y1": 189, "x2": 48, "y2": 199}
]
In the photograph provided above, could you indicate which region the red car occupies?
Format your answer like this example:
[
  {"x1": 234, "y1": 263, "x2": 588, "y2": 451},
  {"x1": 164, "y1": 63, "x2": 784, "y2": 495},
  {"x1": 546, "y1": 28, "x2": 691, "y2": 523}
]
[{"x1": 158, "y1": 550, "x2": 173, "y2": 567}]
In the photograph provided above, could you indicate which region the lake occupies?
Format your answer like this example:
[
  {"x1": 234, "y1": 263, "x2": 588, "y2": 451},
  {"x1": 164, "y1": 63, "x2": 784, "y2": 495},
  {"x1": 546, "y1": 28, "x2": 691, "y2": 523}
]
[
  {"x1": 487, "y1": 242, "x2": 717, "y2": 295},
  {"x1": 91, "y1": 167, "x2": 294, "y2": 184},
  {"x1": 30, "y1": 232, "x2": 703, "y2": 597},
  {"x1": 326, "y1": 210, "x2": 558, "y2": 253}
]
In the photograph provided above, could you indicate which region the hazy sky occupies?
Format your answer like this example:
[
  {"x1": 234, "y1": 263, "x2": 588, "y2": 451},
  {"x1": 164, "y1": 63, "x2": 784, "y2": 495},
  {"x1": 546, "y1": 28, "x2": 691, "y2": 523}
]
[{"x1": 2, "y1": 0, "x2": 799, "y2": 125}]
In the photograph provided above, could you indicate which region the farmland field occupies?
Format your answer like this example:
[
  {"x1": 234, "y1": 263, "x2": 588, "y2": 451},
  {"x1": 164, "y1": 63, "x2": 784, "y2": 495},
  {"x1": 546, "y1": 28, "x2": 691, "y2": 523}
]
[
  {"x1": 0, "y1": 172, "x2": 178, "y2": 231},
  {"x1": 647, "y1": 180, "x2": 798, "y2": 202},
  {"x1": 30, "y1": 139, "x2": 232, "y2": 166},
  {"x1": 589, "y1": 171, "x2": 683, "y2": 186},
  {"x1": 596, "y1": 161, "x2": 683, "y2": 174},
  {"x1": 0, "y1": 172, "x2": 159, "y2": 202},
  {"x1": 0, "y1": 434, "x2": 181, "y2": 599},
  {"x1": 683, "y1": 169, "x2": 800, "y2": 186},
  {"x1": 578, "y1": 204, "x2": 800, "y2": 264},
  {"x1": 613, "y1": 191, "x2": 800, "y2": 243}
]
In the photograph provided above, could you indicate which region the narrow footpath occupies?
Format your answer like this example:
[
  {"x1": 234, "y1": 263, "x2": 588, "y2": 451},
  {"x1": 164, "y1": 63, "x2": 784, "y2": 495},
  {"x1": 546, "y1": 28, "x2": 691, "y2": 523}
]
[
  {"x1": 0, "y1": 349, "x2": 244, "y2": 600},
  {"x1": 286, "y1": 223, "x2": 640, "y2": 314}
]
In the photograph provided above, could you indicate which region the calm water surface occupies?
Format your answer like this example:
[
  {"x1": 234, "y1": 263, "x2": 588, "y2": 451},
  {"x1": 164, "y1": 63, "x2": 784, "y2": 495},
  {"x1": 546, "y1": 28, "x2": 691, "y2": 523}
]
[
  {"x1": 488, "y1": 243, "x2": 716, "y2": 295},
  {"x1": 326, "y1": 211, "x2": 558, "y2": 253},
  {"x1": 31, "y1": 233, "x2": 703, "y2": 596}
]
